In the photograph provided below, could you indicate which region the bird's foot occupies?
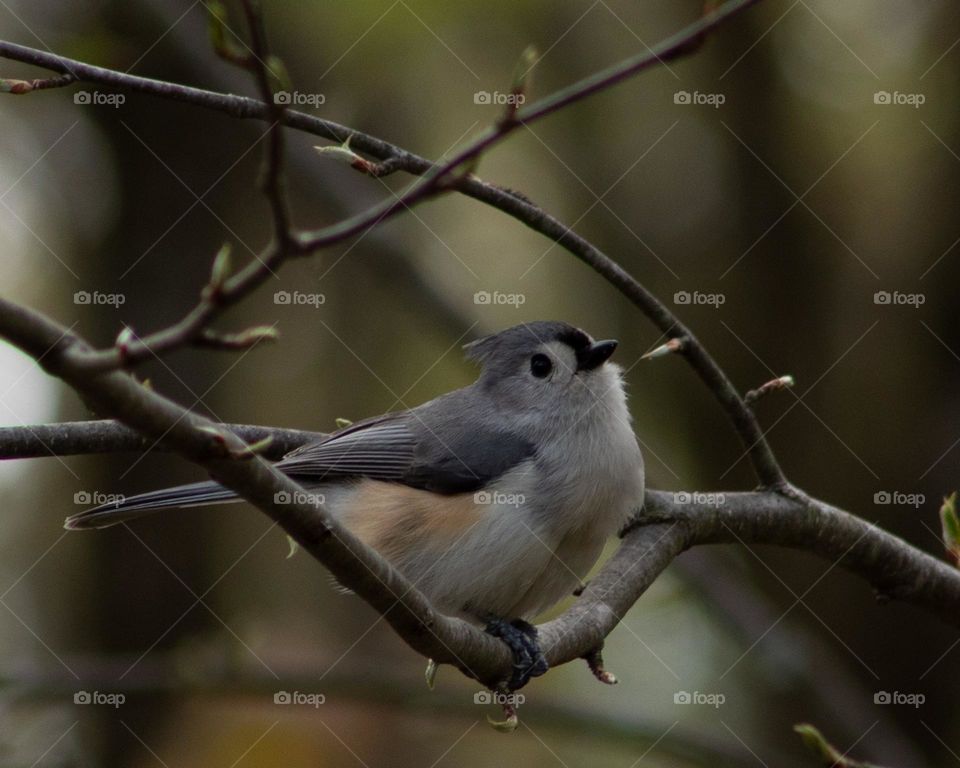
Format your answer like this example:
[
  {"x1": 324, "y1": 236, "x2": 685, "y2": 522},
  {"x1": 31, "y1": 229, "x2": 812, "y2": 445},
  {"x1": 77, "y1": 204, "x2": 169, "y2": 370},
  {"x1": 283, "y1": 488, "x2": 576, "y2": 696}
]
[{"x1": 484, "y1": 617, "x2": 549, "y2": 690}]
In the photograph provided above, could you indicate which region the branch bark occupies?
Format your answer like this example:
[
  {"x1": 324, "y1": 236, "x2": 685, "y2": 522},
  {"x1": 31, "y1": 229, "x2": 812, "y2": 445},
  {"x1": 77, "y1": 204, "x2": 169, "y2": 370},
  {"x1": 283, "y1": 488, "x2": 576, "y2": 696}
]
[
  {"x1": 3, "y1": 417, "x2": 959, "y2": 637},
  {"x1": 0, "y1": 297, "x2": 516, "y2": 688},
  {"x1": 1, "y1": 0, "x2": 955, "y2": 706},
  {"x1": 0, "y1": 0, "x2": 783, "y2": 488}
]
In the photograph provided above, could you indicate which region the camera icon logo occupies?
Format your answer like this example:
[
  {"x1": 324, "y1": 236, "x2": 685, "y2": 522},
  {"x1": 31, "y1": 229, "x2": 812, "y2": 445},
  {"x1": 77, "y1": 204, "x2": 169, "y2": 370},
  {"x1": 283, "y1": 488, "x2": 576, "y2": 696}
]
[
  {"x1": 873, "y1": 291, "x2": 891, "y2": 305},
  {"x1": 474, "y1": 291, "x2": 491, "y2": 305},
  {"x1": 74, "y1": 91, "x2": 92, "y2": 105},
  {"x1": 274, "y1": 290, "x2": 292, "y2": 305},
  {"x1": 674, "y1": 691, "x2": 692, "y2": 704},
  {"x1": 874, "y1": 691, "x2": 891, "y2": 704},
  {"x1": 874, "y1": 91, "x2": 892, "y2": 105},
  {"x1": 674, "y1": 291, "x2": 691, "y2": 305},
  {"x1": 274, "y1": 91, "x2": 292, "y2": 105},
  {"x1": 674, "y1": 91, "x2": 692, "y2": 105},
  {"x1": 473, "y1": 491, "x2": 492, "y2": 505},
  {"x1": 873, "y1": 491, "x2": 891, "y2": 505},
  {"x1": 673, "y1": 491, "x2": 691, "y2": 505},
  {"x1": 74, "y1": 290, "x2": 92, "y2": 305},
  {"x1": 274, "y1": 491, "x2": 292, "y2": 505},
  {"x1": 74, "y1": 491, "x2": 92, "y2": 505},
  {"x1": 74, "y1": 691, "x2": 92, "y2": 704},
  {"x1": 473, "y1": 91, "x2": 492, "y2": 105},
  {"x1": 274, "y1": 691, "x2": 292, "y2": 704},
  {"x1": 473, "y1": 691, "x2": 492, "y2": 704}
]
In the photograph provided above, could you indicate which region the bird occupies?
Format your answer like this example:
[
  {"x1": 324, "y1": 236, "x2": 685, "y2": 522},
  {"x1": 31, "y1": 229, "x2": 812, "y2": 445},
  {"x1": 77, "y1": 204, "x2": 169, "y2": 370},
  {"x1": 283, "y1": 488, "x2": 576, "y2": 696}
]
[{"x1": 65, "y1": 321, "x2": 645, "y2": 689}]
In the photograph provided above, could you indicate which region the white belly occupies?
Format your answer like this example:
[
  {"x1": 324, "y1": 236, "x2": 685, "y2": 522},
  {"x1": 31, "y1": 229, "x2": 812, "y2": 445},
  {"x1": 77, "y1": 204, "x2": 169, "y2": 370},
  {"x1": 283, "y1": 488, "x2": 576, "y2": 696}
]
[{"x1": 327, "y1": 446, "x2": 643, "y2": 622}]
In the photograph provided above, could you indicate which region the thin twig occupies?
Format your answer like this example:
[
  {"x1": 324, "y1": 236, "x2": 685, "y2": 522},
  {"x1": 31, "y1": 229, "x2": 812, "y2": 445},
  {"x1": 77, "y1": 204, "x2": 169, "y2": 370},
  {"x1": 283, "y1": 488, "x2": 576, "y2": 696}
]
[
  {"x1": 4, "y1": 0, "x2": 912, "y2": 697},
  {"x1": 0, "y1": 0, "x2": 782, "y2": 486},
  {"x1": 0, "y1": 297, "x2": 516, "y2": 687}
]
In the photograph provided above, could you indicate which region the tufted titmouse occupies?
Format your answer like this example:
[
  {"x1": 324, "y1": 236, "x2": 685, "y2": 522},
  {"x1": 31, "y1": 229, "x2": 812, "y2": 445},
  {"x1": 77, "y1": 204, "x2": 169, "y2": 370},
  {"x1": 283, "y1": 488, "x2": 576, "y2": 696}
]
[{"x1": 66, "y1": 321, "x2": 645, "y2": 687}]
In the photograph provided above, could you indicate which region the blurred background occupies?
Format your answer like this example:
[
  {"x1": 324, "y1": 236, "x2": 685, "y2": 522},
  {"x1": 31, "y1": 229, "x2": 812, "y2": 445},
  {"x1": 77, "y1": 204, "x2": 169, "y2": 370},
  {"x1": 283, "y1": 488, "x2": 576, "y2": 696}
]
[{"x1": 0, "y1": 0, "x2": 958, "y2": 765}]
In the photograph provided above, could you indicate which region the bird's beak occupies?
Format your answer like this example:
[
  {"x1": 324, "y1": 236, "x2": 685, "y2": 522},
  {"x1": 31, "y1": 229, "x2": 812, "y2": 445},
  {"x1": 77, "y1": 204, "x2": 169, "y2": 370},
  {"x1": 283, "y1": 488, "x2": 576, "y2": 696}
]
[{"x1": 576, "y1": 339, "x2": 618, "y2": 371}]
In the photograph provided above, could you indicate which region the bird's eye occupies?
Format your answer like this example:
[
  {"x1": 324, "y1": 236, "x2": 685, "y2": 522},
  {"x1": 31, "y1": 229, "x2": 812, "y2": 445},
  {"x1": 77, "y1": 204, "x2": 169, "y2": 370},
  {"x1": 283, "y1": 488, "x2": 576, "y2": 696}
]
[{"x1": 530, "y1": 353, "x2": 552, "y2": 378}]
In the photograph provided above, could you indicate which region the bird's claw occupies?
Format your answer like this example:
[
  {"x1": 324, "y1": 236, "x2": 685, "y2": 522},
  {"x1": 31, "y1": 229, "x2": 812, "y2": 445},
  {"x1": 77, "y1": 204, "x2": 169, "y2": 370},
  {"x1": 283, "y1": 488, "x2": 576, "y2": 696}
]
[{"x1": 485, "y1": 618, "x2": 549, "y2": 690}]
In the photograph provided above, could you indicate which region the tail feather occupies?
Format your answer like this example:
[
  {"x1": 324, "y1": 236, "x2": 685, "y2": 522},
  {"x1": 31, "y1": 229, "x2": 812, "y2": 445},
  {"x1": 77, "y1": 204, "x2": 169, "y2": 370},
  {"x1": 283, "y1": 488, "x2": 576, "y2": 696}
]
[{"x1": 64, "y1": 481, "x2": 241, "y2": 530}]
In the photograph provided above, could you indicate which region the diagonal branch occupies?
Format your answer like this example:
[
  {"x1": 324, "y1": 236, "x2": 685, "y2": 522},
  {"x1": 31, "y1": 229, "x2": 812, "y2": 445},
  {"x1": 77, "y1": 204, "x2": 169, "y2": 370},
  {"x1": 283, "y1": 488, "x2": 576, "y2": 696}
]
[
  {"x1": 3, "y1": 417, "x2": 958, "y2": 636},
  {"x1": 0, "y1": 0, "x2": 783, "y2": 487},
  {"x1": 0, "y1": 297, "x2": 516, "y2": 688},
  {"x1": 6, "y1": 0, "x2": 947, "y2": 705}
]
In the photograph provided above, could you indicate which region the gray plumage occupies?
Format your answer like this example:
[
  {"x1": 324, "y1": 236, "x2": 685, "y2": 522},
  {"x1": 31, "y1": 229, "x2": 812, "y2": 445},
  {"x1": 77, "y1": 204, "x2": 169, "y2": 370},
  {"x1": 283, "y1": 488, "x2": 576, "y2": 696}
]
[{"x1": 65, "y1": 321, "x2": 645, "y2": 626}]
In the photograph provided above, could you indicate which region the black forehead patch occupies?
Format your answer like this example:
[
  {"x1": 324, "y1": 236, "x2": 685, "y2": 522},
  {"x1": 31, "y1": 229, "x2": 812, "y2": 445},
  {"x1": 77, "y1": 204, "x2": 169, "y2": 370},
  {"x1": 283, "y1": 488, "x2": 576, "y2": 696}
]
[
  {"x1": 554, "y1": 326, "x2": 592, "y2": 352},
  {"x1": 463, "y1": 321, "x2": 593, "y2": 367}
]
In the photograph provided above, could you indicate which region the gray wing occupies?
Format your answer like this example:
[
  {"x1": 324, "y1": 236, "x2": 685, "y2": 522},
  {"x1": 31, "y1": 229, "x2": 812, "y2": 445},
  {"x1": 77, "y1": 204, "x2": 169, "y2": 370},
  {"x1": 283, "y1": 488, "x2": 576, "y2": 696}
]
[
  {"x1": 278, "y1": 395, "x2": 535, "y2": 494},
  {"x1": 66, "y1": 389, "x2": 534, "y2": 530},
  {"x1": 276, "y1": 414, "x2": 418, "y2": 482}
]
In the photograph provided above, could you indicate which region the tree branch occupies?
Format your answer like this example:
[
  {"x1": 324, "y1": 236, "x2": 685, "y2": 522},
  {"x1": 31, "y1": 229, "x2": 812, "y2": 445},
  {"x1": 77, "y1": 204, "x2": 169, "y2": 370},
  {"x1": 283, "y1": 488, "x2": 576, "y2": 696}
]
[
  {"x1": 3, "y1": 418, "x2": 959, "y2": 637},
  {"x1": 0, "y1": 420, "x2": 318, "y2": 460},
  {"x1": 0, "y1": 297, "x2": 519, "y2": 688},
  {"x1": 641, "y1": 490, "x2": 960, "y2": 629},
  {"x1": 3, "y1": 0, "x2": 949, "y2": 710},
  {"x1": 0, "y1": 0, "x2": 784, "y2": 487}
]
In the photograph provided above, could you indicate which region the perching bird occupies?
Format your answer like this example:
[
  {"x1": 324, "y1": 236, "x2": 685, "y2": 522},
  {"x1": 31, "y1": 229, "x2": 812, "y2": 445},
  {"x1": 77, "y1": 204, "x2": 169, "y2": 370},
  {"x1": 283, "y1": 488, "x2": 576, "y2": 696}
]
[{"x1": 66, "y1": 321, "x2": 645, "y2": 688}]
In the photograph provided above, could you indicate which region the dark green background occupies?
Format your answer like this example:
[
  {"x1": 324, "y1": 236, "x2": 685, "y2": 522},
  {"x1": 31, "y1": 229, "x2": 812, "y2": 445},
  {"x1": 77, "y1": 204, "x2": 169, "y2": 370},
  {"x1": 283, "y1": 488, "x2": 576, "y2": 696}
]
[{"x1": 0, "y1": 1, "x2": 957, "y2": 765}]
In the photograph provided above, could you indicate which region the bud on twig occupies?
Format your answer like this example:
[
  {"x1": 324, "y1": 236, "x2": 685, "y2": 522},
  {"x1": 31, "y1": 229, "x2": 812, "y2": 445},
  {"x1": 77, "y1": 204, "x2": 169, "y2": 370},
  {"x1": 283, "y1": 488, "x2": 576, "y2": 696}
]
[
  {"x1": 241, "y1": 435, "x2": 274, "y2": 456},
  {"x1": 793, "y1": 724, "x2": 882, "y2": 768},
  {"x1": 265, "y1": 55, "x2": 291, "y2": 94},
  {"x1": 115, "y1": 326, "x2": 136, "y2": 358},
  {"x1": 314, "y1": 137, "x2": 379, "y2": 175},
  {"x1": 584, "y1": 647, "x2": 618, "y2": 685},
  {"x1": 207, "y1": 1, "x2": 248, "y2": 65},
  {"x1": 940, "y1": 492, "x2": 960, "y2": 566},
  {"x1": 499, "y1": 44, "x2": 537, "y2": 125},
  {"x1": 0, "y1": 74, "x2": 75, "y2": 94},
  {"x1": 0, "y1": 78, "x2": 33, "y2": 94},
  {"x1": 197, "y1": 424, "x2": 230, "y2": 450},
  {"x1": 196, "y1": 425, "x2": 272, "y2": 459},
  {"x1": 424, "y1": 658, "x2": 438, "y2": 690},
  {"x1": 194, "y1": 325, "x2": 279, "y2": 350},
  {"x1": 486, "y1": 685, "x2": 519, "y2": 733},
  {"x1": 744, "y1": 375, "x2": 795, "y2": 404},
  {"x1": 209, "y1": 243, "x2": 232, "y2": 293},
  {"x1": 286, "y1": 535, "x2": 299, "y2": 559},
  {"x1": 641, "y1": 337, "x2": 685, "y2": 361}
]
